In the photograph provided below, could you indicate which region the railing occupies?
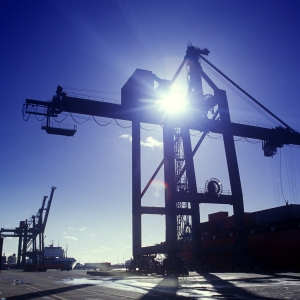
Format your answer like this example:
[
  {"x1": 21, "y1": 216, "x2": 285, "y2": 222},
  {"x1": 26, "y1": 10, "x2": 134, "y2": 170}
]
[
  {"x1": 41, "y1": 120, "x2": 77, "y2": 131},
  {"x1": 65, "y1": 91, "x2": 121, "y2": 105},
  {"x1": 197, "y1": 187, "x2": 232, "y2": 195}
]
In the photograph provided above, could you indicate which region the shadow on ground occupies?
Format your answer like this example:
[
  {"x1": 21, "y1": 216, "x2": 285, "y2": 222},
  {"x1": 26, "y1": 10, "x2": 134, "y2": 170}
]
[{"x1": 6, "y1": 283, "x2": 95, "y2": 300}]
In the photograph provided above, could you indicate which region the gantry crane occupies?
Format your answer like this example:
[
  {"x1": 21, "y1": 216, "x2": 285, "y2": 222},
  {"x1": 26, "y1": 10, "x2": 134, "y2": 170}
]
[
  {"x1": 22, "y1": 44, "x2": 300, "y2": 271},
  {"x1": 0, "y1": 187, "x2": 56, "y2": 269}
]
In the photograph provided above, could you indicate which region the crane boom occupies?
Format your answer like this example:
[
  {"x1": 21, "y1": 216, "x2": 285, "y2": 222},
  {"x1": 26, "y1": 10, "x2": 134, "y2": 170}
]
[
  {"x1": 24, "y1": 95, "x2": 300, "y2": 149},
  {"x1": 42, "y1": 186, "x2": 56, "y2": 232}
]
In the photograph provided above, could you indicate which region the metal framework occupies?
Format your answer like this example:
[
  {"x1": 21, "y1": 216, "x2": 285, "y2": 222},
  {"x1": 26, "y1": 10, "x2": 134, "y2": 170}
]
[
  {"x1": 22, "y1": 45, "x2": 300, "y2": 267},
  {"x1": 1, "y1": 187, "x2": 56, "y2": 268},
  {"x1": 174, "y1": 127, "x2": 190, "y2": 242}
]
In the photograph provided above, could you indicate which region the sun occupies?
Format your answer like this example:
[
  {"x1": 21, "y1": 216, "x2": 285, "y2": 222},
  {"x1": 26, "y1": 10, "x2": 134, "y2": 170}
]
[{"x1": 157, "y1": 88, "x2": 188, "y2": 114}]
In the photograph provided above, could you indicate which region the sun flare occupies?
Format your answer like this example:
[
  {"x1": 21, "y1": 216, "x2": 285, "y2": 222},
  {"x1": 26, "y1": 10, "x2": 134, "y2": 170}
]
[{"x1": 157, "y1": 88, "x2": 188, "y2": 114}]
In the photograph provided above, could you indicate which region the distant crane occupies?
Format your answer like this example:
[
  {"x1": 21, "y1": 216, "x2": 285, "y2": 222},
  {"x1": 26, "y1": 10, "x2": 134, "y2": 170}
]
[
  {"x1": 22, "y1": 44, "x2": 300, "y2": 271},
  {"x1": 0, "y1": 186, "x2": 56, "y2": 268}
]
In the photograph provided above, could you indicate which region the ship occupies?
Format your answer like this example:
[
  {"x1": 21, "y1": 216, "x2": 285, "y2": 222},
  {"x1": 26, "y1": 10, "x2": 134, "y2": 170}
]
[
  {"x1": 40, "y1": 243, "x2": 77, "y2": 271},
  {"x1": 45, "y1": 257, "x2": 77, "y2": 271},
  {"x1": 24, "y1": 257, "x2": 77, "y2": 272}
]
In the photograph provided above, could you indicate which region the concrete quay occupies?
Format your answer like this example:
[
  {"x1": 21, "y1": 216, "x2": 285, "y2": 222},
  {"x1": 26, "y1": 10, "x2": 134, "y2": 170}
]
[{"x1": 1, "y1": 269, "x2": 300, "y2": 299}]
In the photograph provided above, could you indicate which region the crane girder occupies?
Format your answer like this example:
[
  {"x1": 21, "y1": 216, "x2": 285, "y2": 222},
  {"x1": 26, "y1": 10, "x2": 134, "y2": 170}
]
[
  {"x1": 22, "y1": 44, "x2": 300, "y2": 268},
  {"x1": 25, "y1": 96, "x2": 300, "y2": 147}
]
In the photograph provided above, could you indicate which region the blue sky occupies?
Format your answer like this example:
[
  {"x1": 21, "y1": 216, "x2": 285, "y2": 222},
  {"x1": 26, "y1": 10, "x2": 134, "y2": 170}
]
[{"x1": 1, "y1": 0, "x2": 300, "y2": 264}]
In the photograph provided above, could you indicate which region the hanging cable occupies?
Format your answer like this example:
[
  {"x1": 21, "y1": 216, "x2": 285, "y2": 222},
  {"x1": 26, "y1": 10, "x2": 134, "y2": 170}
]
[
  {"x1": 271, "y1": 156, "x2": 282, "y2": 206},
  {"x1": 289, "y1": 147, "x2": 298, "y2": 203},
  {"x1": 270, "y1": 158, "x2": 278, "y2": 206},
  {"x1": 34, "y1": 114, "x2": 46, "y2": 122},
  {"x1": 207, "y1": 133, "x2": 222, "y2": 140},
  {"x1": 190, "y1": 131, "x2": 202, "y2": 137},
  {"x1": 283, "y1": 147, "x2": 291, "y2": 203},
  {"x1": 22, "y1": 104, "x2": 30, "y2": 121},
  {"x1": 204, "y1": 132, "x2": 263, "y2": 144},
  {"x1": 279, "y1": 149, "x2": 288, "y2": 204},
  {"x1": 275, "y1": 155, "x2": 282, "y2": 205},
  {"x1": 92, "y1": 116, "x2": 113, "y2": 126},
  {"x1": 114, "y1": 119, "x2": 132, "y2": 128},
  {"x1": 140, "y1": 124, "x2": 160, "y2": 132},
  {"x1": 244, "y1": 137, "x2": 260, "y2": 144},
  {"x1": 53, "y1": 113, "x2": 68, "y2": 123},
  {"x1": 70, "y1": 112, "x2": 91, "y2": 124},
  {"x1": 284, "y1": 146, "x2": 297, "y2": 204},
  {"x1": 30, "y1": 104, "x2": 46, "y2": 121}
]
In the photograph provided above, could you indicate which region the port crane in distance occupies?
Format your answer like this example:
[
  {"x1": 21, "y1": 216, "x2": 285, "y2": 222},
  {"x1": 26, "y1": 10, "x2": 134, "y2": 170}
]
[
  {"x1": 0, "y1": 187, "x2": 56, "y2": 270},
  {"x1": 23, "y1": 44, "x2": 300, "y2": 273}
]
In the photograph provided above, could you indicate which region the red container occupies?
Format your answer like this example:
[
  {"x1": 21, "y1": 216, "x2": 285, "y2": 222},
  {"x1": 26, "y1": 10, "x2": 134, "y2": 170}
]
[
  {"x1": 208, "y1": 211, "x2": 228, "y2": 223},
  {"x1": 223, "y1": 215, "x2": 235, "y2": 229}
]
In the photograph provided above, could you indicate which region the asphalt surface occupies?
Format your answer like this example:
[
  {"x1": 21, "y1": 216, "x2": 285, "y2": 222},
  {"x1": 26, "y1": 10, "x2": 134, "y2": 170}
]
[{"x1": 0, "y1": 269, "x2": 300, "y2": 299}]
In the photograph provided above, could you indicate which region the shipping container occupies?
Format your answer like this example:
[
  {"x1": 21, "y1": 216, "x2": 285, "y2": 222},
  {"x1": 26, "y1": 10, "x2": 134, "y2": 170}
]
[
  {"x1": 208, "y1": 211, "x2": 228, "y2": 223},
  {"x1": 223, "y1": 215, "x2": 235, "y2": 229},
  {"x1": 184, "y1": 204, "x2": 300, "y2": 271},
  {"x1": 223, "y1": 212, "x2": 261, "y2": 230},
  {"x1": 252, "y1": 204, "x2": 300, "y2": 226}
]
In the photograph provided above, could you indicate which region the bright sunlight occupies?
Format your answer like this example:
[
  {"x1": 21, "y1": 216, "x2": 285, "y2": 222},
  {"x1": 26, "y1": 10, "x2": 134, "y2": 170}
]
[{"x1": 157, "y1": 88, "x2": 188, "y2": 114}]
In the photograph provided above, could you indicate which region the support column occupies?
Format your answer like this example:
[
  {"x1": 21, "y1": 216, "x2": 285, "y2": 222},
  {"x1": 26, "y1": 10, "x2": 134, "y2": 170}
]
[
  {"x1": 0, "y1": 238, "x2": 3, "y2": 274},
  {"x1": 163, "y1": 125, "x2": 177, "y2": 255},
  {"x1": 218, "y1": 89, "x2": 246, "y2": 263},
  {"x1": 132, "y1": 120, "x2": 142, "y2": 258},
  {"x1": 181, "y1": 127, "x2": 201, "y2": 253},
  {"x1": 41, "y1": 232, "x2": 44, "y2": 263},
  {"x1": 17, "y1": 235, "x2": 22, "y2": 268},
  {"x1": 21, "y1": 221, "x2": 28, "y2": 269}
]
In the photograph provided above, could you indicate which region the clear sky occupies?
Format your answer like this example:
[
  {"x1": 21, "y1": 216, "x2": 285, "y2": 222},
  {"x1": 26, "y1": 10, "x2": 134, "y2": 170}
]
[{"x1": 1, "y1": 0, "x2": 300, "y2": 264}]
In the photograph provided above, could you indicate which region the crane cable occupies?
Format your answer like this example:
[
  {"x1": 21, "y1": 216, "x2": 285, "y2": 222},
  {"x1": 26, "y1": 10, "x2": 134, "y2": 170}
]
[
  {"x1": 114, "y1": 119, "x2": 131, "y2": 128},
  {"x1": 53, "y1": 113, "x2": 68, "y2": 123},
  {"x1": 199, "y1": 54, "x2": 295, "y2": 133},
  {"x1": 284, "y1": 146, "x2": 298, "y2": 203},
  {"x1": 203, "y1": 64, "x2": 279, "y2": 127},
  {"x1": 140, "y1": 124, "x2": 160, "y2": 132},
  {"x1": 92, "y1": 116, "x2": 113, "y2": 126},
  {"x1": 70, "y1": 112, "x2": 91, "y2": 124},
  {"x1": 270, "y1": 157, "x2": 279, "y2": 206},
  {"x1": 22, "y1": 104, "x2": 30, "y2": 121},
  {"x1": 279, "y1": 149, "x2": 288, "y2": 204},
  {"x1": 270, "y1": 146, "x2": 298, "y2": 205},
  {"x1": 199, "y1": 56, "x2": 299, "y2": 205}
]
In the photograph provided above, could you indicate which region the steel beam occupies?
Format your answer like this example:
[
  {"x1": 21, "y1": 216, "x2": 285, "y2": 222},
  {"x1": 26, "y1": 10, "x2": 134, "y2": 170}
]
[
  {"x1": 140, "y1": 206, "x2": 193, "y2": 216},
  {"x1": 181, "y1": 127, "x2": 201, "y2": 253},
  {"x1": 183, "y1": 193, "x2": 234, "y2": 205},
  {"x1": 163, "y1": 125, "x2": 177, "y2": 256},
  {"x1": 217, "y1": 89, "x2": 246, "y2": 263},
  {"x1": 25, "y1": 98, "x2": 300, "y2": 146},
  {"x1": 132, "y1": 120, "x2": 142, "y2": 257}
]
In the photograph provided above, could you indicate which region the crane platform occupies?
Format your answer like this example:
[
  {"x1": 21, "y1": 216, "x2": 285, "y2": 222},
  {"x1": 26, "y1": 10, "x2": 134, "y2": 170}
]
[{"x1": 41, "y1": 121, "x2": 77, "y2": 136}]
